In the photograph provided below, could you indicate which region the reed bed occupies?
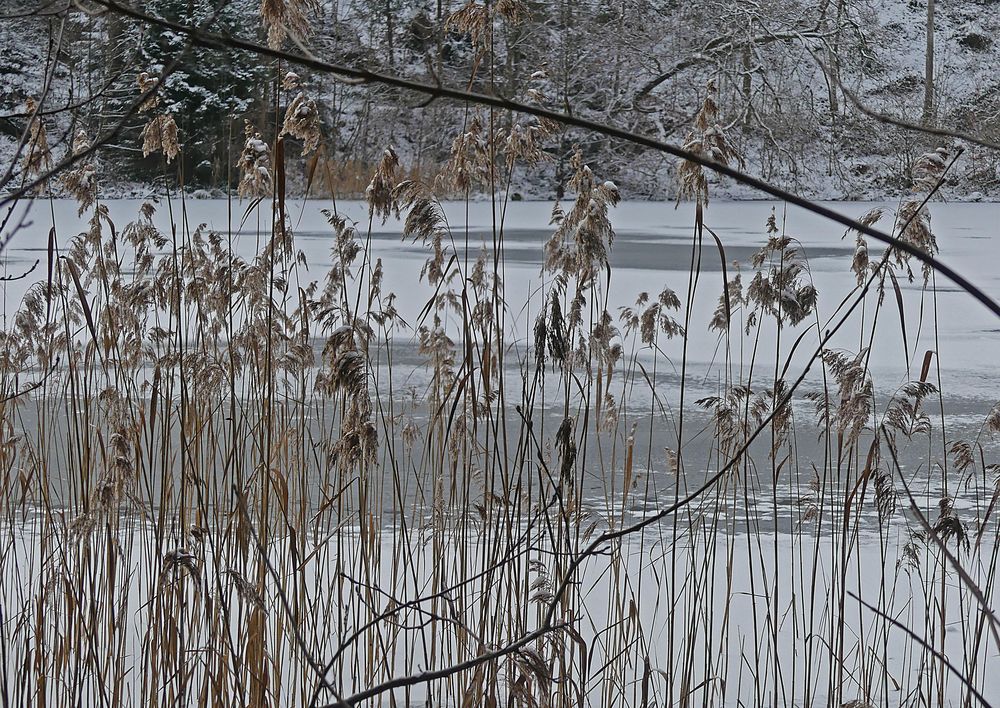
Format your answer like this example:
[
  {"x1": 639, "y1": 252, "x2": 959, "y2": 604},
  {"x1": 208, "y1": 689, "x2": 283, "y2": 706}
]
[{"x1": 1, "y1": 5, "x2": 999, "y2": 707}]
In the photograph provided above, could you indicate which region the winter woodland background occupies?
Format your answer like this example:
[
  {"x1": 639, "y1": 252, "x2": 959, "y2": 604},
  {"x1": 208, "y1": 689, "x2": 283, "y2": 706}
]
[
  {"x1": 3, "y1": 2, "x2": 1000, "y2": 707},
  {"x1": 2, "y1": 0, "x2": 999, "y2": 199}
]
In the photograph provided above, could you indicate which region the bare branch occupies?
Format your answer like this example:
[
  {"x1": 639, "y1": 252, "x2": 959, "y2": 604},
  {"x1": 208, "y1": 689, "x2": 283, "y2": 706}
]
[
  {"x1": 634, "y1": 27, "x2": 829, "y2": 101},
  {"x1": 804, "y1": 42, "x2": 1000, "y2": 152}
]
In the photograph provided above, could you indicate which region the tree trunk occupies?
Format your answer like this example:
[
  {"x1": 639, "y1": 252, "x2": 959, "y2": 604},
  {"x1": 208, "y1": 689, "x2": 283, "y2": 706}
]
[
  {"x1": 385, "y1": 0, "x2": 395, "y2": 69},
  {"x1": 827, "y1": 0, "x2": 845, "y2": 117},
  {"x1": 742, "y1": 46, "x2": 753, "y2": 129},
  {"x1": 923, "y1": 0, "x2": 935, "y2": 125}
]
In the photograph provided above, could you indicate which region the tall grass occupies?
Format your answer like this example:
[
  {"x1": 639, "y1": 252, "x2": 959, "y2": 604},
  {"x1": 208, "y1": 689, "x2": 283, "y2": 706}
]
[{"x1": 1, "y1": 5, "x2": 999, "y2": 708}]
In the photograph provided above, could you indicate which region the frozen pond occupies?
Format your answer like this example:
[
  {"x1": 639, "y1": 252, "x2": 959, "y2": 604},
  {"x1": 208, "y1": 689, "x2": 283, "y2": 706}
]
[{"x1": 3, "y1": 197, "x2": 998, "y2": 397}]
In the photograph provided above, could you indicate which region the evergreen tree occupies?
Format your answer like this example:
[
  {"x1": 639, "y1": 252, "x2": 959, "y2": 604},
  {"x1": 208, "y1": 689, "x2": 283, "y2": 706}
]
[{"x1": 140, "y1": 0, "x2": 268, "y2": 186}]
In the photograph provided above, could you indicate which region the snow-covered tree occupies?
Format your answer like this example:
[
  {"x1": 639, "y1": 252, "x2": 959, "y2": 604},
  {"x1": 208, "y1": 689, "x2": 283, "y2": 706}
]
[{"x1": 139, "y1": 0, "x2": 268, "y2": 185}]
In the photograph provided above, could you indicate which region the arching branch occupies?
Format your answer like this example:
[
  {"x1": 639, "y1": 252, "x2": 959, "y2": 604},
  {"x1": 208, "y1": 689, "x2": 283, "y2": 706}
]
[{"x1": 633, "y1": 28, "x2": 829, "y2": 101}]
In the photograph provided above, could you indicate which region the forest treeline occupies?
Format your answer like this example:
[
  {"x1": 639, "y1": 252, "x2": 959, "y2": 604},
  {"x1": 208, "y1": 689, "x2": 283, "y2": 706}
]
[{"x1": 2, "y1": 0, "x2": 1000, "y2": 199}]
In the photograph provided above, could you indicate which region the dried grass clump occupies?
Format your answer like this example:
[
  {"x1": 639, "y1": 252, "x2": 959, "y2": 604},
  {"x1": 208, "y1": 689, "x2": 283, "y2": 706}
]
[
  {"x1": 366, "y1": 146, "x2": 400, "y2": 222},
  {"x1": 620, "y1": 288, "x2": 683, "y2": 346},
  {"x1": 140, "y1": 113, "x2": 180, "y2": 163},
  {"x1": 395, "y1": 180, "x2": 459, "y2": 300},
  {"x1": 883, "y1": 381, "x2": 936, "y2": 438},
  {"x1": 136, "y1": 71, "x2": 160, "y2": 111},
  {"x1": 985, "y1": 403, "x2": 1000, "y2": 435},
  {"x1": 21, "y1": 97, "x2": 51, "y2": 179},
  {"x1": 161, "y1": 548, "x2": 201, "y2": 585},
  {"x1": 895, "y1": 200, "x2": 935, "y2": 282},
  {"x1": 897, "y1": 531, "x2": 925, "y2": 573},
  {"x1": 281, "y1": 74, "x2": 321, "y2": 155},
  {"x1": 62, "y1": 129, "x2": 97, "y2": 215},
  {"x1": 894, "y1": 147, "x2": 950, "y2": 282},
  {"x1": 911, "y1": 146, "x2": 951, "y2": 192},
  {"x1": 767, "y1": 378, "x2": 794, "y2": 448},
  {"x1": 533, "y1": 291, "x2": 569, "y2": 369},
  {"x1": 555, "y1": 416, "x2": 577, "y2": 486},
  {"x1": 697, "y1": 385, "x2": 770, "y2": 464},
  {"x1": 676, "y1": 79, "x2": 741, "y2": 207},
  {"x1": 933, "y1": 496, "x2": 970, "y2": 552},
  {"x1": 709, "y1": 270, "x2": 743, "y2": 333},
  {"x1": 238, "y1": 121, "x2": 272, "y2": 198},
  {"x1": 441, "y1": 114, "x2": 491, "y2": 193},
  {"x1": 950, "y1": 439, "x2": 977, "y2": 475},
  {"x1": 543, "y1": 147, "x2": 620, "y2": 283},
  {"x1": 844, "y1": 207, "x2": 883, "y2": 286},
  {"x1": 226, "y1": 569, "x2": 267, "y2": 614},
  {"x1": 261, "y1": 0, "x2": 319, "y2": 49},
  {"x1": 747, "y1": 211, "x2": 818, "y2": 328},
  {"x1": 317, "y1": 326, "x2": 378, "y2": 469},
  {"x1": 496, "y1": 0, "x2": 529, "y2": 23},
  {"x1": 93, "y1": 429, "x2": 135, "y2": 511},
  {"x1": 137, "y1": 73, "x2": 180, "y2": 163},
  {"x1": 448, "y1": 0, "x2": 528, "y2": 59},
  {"x1": 872, "y1": 464, "x2": 897, "y2": 523},
  {"x1": 417, "y1": 315, "x2": 457, "y2": 401},
  {"x1": 447, "y1": 2, "x2": 491, "y2": 50},
  {"x1": 501, "y1": 117, "x2": 554, "y2": 168},
  {"x1": 810, "y1": 349, "x2": 874, "y2": 445}
]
